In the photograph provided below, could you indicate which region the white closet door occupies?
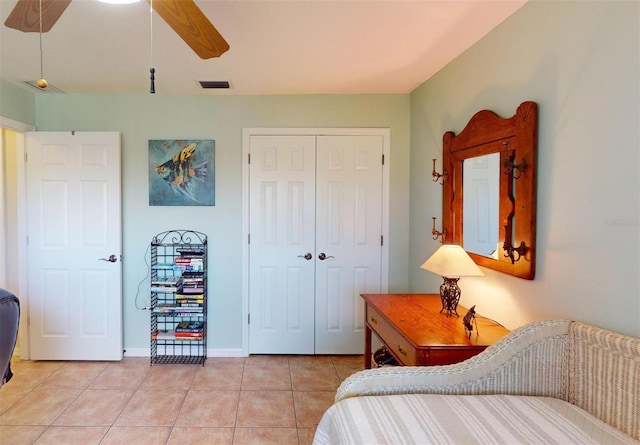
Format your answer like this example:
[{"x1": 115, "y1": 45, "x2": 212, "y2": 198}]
[
  {"x1": 314, "y1": 135, "x2": 383, "y2": 354},
  {"x1": 248, "y1": 135, "x2": 317, "y2": 354}
]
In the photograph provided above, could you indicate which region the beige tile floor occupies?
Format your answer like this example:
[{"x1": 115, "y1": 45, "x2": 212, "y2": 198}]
[{"x1": 0, "y1": 354, "x2": 364, "y2": 445}]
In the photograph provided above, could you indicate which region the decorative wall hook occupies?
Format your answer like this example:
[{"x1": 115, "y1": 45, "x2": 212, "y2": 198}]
[
  {"x1": 502, "y1": 223, "x2": 528, "y2": 264},
  {"x1": 432, "y1": 217, "x2": 446, "y2": 243},
  {"x1": 502, "y1": 142, "x2": 527, "y2": 179},
  {"x1": 432, "y1": 159, "x2": 448, "y2": 184}
]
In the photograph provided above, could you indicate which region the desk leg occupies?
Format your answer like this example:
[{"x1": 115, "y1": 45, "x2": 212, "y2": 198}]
[{"x1": 364, "y1": 324, "x2": 372, "y2": 369}]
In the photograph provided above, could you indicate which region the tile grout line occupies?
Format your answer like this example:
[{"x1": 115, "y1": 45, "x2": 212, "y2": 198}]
[{"x1": 230, "y1": 357, "x2": 247, "y2": 443}]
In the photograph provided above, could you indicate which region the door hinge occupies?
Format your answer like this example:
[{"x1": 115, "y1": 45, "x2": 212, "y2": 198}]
[
  {"x1": 248, "y1": 234, "x2": 250, "y2": 244},
  {"x1": 248, "y1": 314, "x2": 250, "y2": 324},
  {"x1": 381, "y1": 235, "x2": 384, "y2": 246},
  {"x1": 248, "y1": 153, "x2": 251, "y2": 164},
  {"x1": 382, "y1": 154, "x2": 385, "y2": 165},
  {"x1": 24, "y1": 152, "x2": 28, "y2": 162}
]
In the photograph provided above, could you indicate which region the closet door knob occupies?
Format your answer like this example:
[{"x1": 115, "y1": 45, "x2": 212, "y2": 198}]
[
  {"x1": 318, "y1": 253, "x2": 334, "y2": 260},
  {"x1": 298, "y1": 253, "x2": 313, "y2": 260}
]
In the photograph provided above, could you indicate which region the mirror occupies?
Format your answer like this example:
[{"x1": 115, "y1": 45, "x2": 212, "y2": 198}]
[
  {"x1": 463, "y1": 153, "x2": 499, "y2": 259},
  {"x1": 442, "y1": 101, "x2": 538, "y2": 279}
]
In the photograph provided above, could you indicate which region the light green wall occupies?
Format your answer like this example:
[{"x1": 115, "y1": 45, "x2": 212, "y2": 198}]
[
  {"x1": 0, "y1": 80, "x2": 35, "y2": 126},
  {"x1": 34, "y1": 94, "x2": 411, "y2": 352},
  {"x1": 410, "y1": 0, "x2": 639, "y2": 336}
]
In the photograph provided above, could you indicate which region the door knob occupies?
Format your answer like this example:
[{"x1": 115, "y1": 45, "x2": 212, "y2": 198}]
[
  {"x1": 318, "y1": 252, "x2": 335, "y2": 260},
  {"x1": 98, "y1": 254, "x2": 118, "y2": 263},
  {"x1": 297, "y1": 253, "x2": 313, "y2": 260}
]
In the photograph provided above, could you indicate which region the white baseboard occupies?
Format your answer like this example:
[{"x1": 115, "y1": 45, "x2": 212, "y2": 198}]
[
  {"x1": 124, "y1": 348, "x2": 246, "y2": 358},
  {"x1": 123, "y1": 348, "x2": 149, "y2": 357},
  {"x1": 207, "y1": 348, "x2": 246, "y2": 357}
]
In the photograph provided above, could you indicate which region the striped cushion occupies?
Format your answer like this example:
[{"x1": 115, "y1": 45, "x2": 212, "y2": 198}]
[{"x1": 313, "y1": 394, "x2": 638, "y2": 445}]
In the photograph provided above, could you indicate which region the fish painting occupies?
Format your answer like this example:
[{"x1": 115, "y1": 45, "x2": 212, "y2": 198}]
[
  {"x1": 156, "y1": 143, "x2": 207, "y2": 203},
  {"x1": 149, "y1": 139, "x2": 215, "y2": 206}
]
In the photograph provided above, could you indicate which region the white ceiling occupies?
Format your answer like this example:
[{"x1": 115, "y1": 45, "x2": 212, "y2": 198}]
[{"x1": 0, "y1": 0, "x2": 527, "y2": 95}]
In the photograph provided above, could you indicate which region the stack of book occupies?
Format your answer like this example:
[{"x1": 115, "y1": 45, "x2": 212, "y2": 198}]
[
  {"x1": 151, "y1": 329, "x2": 175, "y2": 340},
  {"x1": 175, "y1": 320, "x2": 205, "y2": 339},
  {"x1": 151, "y1": 304, "x2": 204, "y2": 317},
  {"x1": 150, "y1": 277, "x2": 179, "y2": 293},
  {"x1": 175, "y1": 249, "x2": 204, "y2": 272},
  {"x1": 175, "y1": 293, "x2": 204, "y2": 313},
  {"x1": 179, "y1": 274, "x2": 204, "y2": 294}
]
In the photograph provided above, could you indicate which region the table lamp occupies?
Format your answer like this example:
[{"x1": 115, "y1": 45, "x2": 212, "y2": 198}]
[{"x1": 421, "y1": 244, "x2": 484, "y2": 316}]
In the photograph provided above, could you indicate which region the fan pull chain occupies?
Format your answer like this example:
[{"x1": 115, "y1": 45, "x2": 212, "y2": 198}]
[
  {"x1": 149, "y1": 0, "x2": 155, "y2": 94},
  {"x1": 36, "y1": 0, "x2": 48, "y2": 89}
]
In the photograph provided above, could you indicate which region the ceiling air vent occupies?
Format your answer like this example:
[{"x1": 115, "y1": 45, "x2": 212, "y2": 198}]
[
  {"x1": 24, "y1": 81, "x2": 65, "y2": 93},
  {"x1": 199, "y1": 80, "x2": 230, "y2": 89}
]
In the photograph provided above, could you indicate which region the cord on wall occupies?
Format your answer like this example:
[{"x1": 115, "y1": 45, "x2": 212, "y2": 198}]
[{"x1": 134, "y1": 243, "x2": 151, "y2": 310}]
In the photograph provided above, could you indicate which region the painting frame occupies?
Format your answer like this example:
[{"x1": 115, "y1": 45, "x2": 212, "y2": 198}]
[{"x1": 149, "y1": 139, "x2": 215, "y2": 206}]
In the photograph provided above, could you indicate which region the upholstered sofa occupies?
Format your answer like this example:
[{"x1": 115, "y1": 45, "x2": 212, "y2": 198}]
[
  {"x1": 314, "y1": 319, "x2": 639, "y2": 444},
  {"x1": 0, "y1": 288, "x2": 20, "y2": 389}
]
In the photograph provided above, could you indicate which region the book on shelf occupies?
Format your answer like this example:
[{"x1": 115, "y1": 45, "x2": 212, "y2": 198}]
[
  {"x1": 154, "y1": 312, "x2": 204, "y2": 318},
  {"x1": 151, "y1": 277, "x2": 180, "y2": 285},
  {"x1": 176, "y1": 247, "x2": 205, "y2": 256},
  {"x1": 181, "y1": 280, "x2": 203, "y2": 284},
  {"x1": 178, "y1": 265, "x2": 204, "y2": 272},
  {"x1": 151, "y1": 329, "x2": 175, "y2": 340},
  {"x1": 172, "y1": 335, "x2": 204, "y2": 341},
  {"x1": 176, "y1": 294, "x2": 204, "y2": 301},
  {"x1": 152, "y1": 264, "x2": 182, "y2": 271},
  {"x1": 175, "y1": 256, "x2": 204, "y2": 264},
  {"x1": 153, "y1": 305, "x2": 202, "y2": 312},
  {"x1": 175, "y1": 320, "x2": 205, "y2": 332},
  {"x1": 178, "y1": 283, "x2": 204, "y2": 290},
  {"x1": 174, "y1": 332, "x2": 204, "y2": 339},
  {"x1": 151, "y1": 286, "x2": 178, "y2": 293},
  {"x1": 179, "y1": 287, "x2": 204, "y2": 294},
  {"x1": 181, "y1": 271, "x2": 204, "y2": 277},
  {"x1": 151, "y1": 330, "x2": 204, "y2": 340}
]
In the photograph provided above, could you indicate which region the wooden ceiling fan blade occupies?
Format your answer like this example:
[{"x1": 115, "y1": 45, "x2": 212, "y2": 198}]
[
  {"x1": 147, "y1": 0, "x2": 229, "y2": 59},
  {"x1": 4, "y1": 0, "x2": 71, "y2": 33}
]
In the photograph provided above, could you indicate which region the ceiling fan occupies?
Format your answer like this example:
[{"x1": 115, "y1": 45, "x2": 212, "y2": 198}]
[{"x1": 3, "y1": 0, "x2": 230, "y2": 59}]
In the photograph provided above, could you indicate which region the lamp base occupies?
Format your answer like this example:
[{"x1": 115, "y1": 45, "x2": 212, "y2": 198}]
[{"x1": 439, "y1": 277, "x2": 461, "y2": 317}]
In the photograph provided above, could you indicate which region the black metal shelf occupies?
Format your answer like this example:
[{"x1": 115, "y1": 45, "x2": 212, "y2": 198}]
[{"x1": 150, "y1": 230, "x2": 207, "y2": 366}]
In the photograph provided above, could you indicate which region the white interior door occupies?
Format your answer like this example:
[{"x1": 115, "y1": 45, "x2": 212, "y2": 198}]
[
  {"x1": 248, "y1": 132, "x2": 384, "y2": 355},
  {"x1": 249, "y1": 135, "x2": 317, "y2": 354},
  {"x1": 26, "y1": 131, "x2": 123, "y2": 360},
  {"x1": 314, "y1": 135, "x2": 383, "y2": 354}
]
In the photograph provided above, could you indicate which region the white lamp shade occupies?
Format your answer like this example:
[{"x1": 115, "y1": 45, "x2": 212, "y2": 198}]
[{"x1": 421, "y1": 244, "x2": 484, "y2": 278}]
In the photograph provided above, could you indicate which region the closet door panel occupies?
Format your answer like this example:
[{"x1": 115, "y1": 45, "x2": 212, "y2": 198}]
[
  {"x1": 249, "y1": 135, "x2": 316, "y2": 354},
  {"x1": 315, "y1": 135, "x2": 384, "y2": 354}
]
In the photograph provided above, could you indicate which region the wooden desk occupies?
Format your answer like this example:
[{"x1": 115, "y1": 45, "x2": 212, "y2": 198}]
[{"x1": 362, "y1": 293, "x2": 510, "y2": 368}]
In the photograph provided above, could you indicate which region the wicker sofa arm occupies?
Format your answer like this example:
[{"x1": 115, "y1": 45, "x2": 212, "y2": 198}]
[{"x1": 336, "y1": 319, "x2": 571, "y2": 402}]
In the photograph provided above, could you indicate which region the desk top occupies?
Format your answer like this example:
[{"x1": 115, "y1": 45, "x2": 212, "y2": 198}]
[{"x1": 362, "y1": 293, "x2": 510, "y2": 348}]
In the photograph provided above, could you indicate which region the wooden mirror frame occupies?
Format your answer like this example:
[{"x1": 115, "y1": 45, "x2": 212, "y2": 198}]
[{"x1": 442, "y1": 101, "x2": 538, "y2": 279}]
